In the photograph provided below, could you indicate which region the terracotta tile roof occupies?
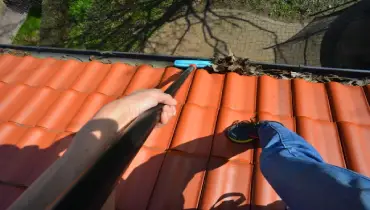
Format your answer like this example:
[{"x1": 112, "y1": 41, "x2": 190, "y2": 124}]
[{"x1": 0, "y1": 54, "x2": 370, "y2": 209}]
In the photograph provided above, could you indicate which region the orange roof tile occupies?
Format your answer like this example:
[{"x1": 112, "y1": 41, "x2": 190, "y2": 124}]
[{"x1": 0, "y1": 54, "x2": 369, "y2": 209}]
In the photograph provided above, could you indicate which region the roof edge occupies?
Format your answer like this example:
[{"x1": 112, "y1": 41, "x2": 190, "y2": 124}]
[{"x1": 1, "y1": 44, "x2": 369, "y2": 77}]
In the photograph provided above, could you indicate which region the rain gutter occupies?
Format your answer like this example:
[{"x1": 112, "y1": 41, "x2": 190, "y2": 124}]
[{"x1": 1, "y1": 44, "x2": 369, "y2": 77}]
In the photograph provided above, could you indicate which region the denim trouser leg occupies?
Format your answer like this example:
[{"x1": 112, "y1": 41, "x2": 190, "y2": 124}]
[{"x1": 258, "y1": 122, "x2": 370, "y2": 210}]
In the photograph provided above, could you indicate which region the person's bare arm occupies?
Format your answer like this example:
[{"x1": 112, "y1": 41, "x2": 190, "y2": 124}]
[{"x1": 8, "y1": 89, "x2": 177, "y2": 210}]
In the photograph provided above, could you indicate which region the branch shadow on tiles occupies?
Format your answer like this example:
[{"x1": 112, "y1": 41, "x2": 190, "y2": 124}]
[{"x1": 209, "y1": 193, "x2": 284, "y2": 210}]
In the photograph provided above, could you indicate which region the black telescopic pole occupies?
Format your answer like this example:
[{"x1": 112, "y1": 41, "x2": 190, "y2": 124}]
[{"x1": 50, "y1": 65, "x2": 196, "y2": 210}]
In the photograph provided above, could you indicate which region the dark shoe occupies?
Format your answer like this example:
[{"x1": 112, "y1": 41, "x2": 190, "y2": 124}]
[{"x1": 226, "y1": 120, "x2": 259, "y2": 144}]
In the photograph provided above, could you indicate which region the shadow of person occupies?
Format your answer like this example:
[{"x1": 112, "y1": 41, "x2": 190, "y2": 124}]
[
  {"x1": 0, "y1": 132, "x2": 74, "y2": 209},
  {"x1": 2, "y1": 119, "x2": 122, "y2": 210},
  {"x1": 115, "y1": 130, "x2": 284, "y2": 210},
  {"x1": 2, "y1": 118, "x2": 284, "y2": 210}
]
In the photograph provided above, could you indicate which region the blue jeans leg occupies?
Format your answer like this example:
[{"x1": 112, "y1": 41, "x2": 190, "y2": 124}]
[{"x1": 258, "y1": 122, "x2": 370, "y2": 210}]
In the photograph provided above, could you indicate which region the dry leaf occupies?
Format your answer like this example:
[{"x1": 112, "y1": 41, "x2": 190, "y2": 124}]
[{"x1": 210, "y1": 55, "x2": 370, "y2": 86}]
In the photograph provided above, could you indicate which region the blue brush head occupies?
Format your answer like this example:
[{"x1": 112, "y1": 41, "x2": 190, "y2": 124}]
[{"x1": 174, "y1": 60, "x2": 212, "y2": 68}]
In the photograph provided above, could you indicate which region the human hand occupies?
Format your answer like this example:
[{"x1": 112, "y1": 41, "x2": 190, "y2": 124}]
[
  {"x1": 66, "y1": 89, "x2": 177, "y2": 161},
  {"x1": 93, "y1": 89, "x2": 177, "y2": 131}
]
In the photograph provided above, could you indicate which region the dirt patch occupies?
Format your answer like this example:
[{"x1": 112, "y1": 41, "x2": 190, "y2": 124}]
[{"x1": 212, "y1": 55, "x2": 370, "y2": 86}]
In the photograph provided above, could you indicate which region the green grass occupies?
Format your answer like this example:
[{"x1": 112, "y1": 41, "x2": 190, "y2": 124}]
[
  {"x1": 65, "y1": 0, "x2": 179, "y2": 52},
  {"x1": 212, "y1": 0, "x2": 350, "y2": 20},
  {"x1": 269, "y1": 0, "x2": 347, "y2": 19},
  {"x1": 12, "y1": 7, "x2": 42, "y2": 45},
  {"x1": 69, "y1": 0, "x2": 93, "y2": 22}
]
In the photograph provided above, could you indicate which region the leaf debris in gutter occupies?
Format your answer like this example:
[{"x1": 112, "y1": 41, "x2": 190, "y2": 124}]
[
  {"x1": 1, "y1": 49, "x2": 369, "y2": 86},
  {"x1": 211, "y1": 55, "x2": 370, "y2": 86},
  {"x1": 0, "y1": 49, "x2": 31, "y2": 57}
]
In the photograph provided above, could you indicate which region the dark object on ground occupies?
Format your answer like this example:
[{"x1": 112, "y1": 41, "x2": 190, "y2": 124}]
[
  {"x1": 321, "y1": 0, "x2": 370, "y2": 69},
  {"x1": 3, "y1": 0, "x2": 41, "y2": 13},
  {"x1": 213, "y1": 55, "x2": 370, "y2": 86}
]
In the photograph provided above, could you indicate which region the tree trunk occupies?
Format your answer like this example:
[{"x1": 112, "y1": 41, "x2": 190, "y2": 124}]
[{"x1": 40, "y1": 0, "x2": 69, "y2": 46}]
